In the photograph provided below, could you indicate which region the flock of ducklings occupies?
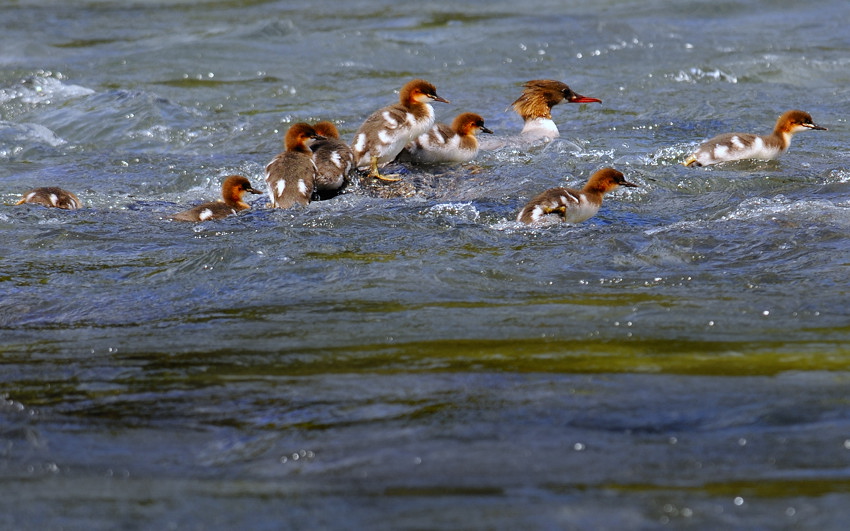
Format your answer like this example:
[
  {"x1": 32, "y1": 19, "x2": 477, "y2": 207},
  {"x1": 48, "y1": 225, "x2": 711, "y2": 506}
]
[{"x1": 12, "y1": 78, "x2": 826, "y2": 225}]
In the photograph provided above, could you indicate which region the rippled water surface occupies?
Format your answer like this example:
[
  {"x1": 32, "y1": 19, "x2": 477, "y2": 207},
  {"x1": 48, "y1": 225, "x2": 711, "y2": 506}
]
[{"x1": 3, "y1": 0, "x2": 850, "y2": 529}]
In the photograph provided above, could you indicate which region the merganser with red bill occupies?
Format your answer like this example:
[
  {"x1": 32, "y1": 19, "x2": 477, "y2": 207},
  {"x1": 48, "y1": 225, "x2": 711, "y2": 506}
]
[
  {"x1": 265, "y1": 122, "x2": 323, "y2": 208},
  {"x1": 684, "y1": 110, "x2": 827, "y2": 167},
  {"x1": 478, "y1": 80, "x2": 601, "y2": 150},
  {"x1": 511, "y1": 79, "x2": 601, "y2": 140},
  {"x1": 351, "y1": 78, "x2": 449, "y2": 181},
  {"x1": 517, "y1": 167, "x2": 636, "y2": 224},
  {"x1": 398, "y1": 112, "x2": 493, "y2": 164},
  {"x1": 171, "y1": 175, "x2": 261, "y2": 222}
]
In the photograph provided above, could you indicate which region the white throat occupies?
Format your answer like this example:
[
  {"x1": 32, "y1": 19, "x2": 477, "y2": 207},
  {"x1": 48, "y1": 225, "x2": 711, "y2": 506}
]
[{"x1": 520, "y1": 117, "x2": 560, "y2": 142}]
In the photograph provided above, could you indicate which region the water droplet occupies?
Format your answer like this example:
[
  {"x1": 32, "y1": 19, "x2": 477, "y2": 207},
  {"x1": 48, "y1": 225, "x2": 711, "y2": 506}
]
[{"x1": 734, "y1": 497, "x2": 744, "y2": 506}]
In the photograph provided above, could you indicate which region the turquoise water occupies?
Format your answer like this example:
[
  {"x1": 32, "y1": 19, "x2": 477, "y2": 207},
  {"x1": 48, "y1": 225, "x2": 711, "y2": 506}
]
[{"x1": 2, "y1": 0, "x2": 850, "y2": 529}]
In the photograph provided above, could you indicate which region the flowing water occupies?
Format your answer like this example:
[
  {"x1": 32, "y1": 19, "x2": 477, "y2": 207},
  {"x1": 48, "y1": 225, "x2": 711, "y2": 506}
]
[{"x1": 2, "y1": 0, "x2": 850, "y2": 529}]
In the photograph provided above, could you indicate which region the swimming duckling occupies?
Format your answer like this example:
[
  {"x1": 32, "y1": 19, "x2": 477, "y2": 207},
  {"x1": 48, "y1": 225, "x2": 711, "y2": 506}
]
[
  {"x1": 517, "y1": 167, "x2": 636, "y2": 224},
  {"x1": 16, "y1": 187, "x2": 82, "y2": 210},
  {"x1": 171, "y1": 175, "x2": 261, "y2": 222}
]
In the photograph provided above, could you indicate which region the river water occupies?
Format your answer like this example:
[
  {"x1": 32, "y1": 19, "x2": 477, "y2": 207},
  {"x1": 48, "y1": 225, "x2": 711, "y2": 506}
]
[{"x1": 2, "y1": 0, "x2": 850, "y2": 529}]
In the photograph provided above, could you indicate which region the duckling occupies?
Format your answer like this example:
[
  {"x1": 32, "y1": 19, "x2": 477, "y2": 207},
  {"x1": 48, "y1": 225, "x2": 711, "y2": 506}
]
[
  {"x1": 684, "y1": 110, "x2": 827, "y2": 167},
  {"x1": 171, "y1": 175, "x2": 261, "y2": 222},
  {"x1": 265, "y1": 122, "x2": 323, "y2": 208},
  {"x1": 398, "y1": 112, "x2": 493, "y2": 164},
  {"x1": 351, "y1": 78, "x2": 449, "y2": 181},
  {"x1": 311, "y1": 120, "x2": 354, "y2": 199},
  {"x1": 15, "y1": 187, "x2": 82, "y2": 210},
  {"x1": 517, "y1": 167, "x2": 636, "y2": 224}
]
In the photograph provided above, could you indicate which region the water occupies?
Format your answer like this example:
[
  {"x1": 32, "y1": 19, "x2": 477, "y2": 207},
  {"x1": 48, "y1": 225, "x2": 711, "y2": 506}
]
[{"x1": 2, "y1": 0, "x2": 850, "y2": 528}]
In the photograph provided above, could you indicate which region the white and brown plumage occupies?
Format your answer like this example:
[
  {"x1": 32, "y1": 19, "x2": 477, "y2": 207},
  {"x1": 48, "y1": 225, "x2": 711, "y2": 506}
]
[
  {"x1": 311, "y1": 121, "x2": 354, "y2": 199},
  {"x1": 15, "y1": 187, "x2": 82, "y2": 210},
  {"x1": 171, "y1": 175, "x2": 261, "y2": 222},
  {"x1": 265, "y1": 122, "x2": 323, "y2": 208},
  {"x1": 398, "y1": 112, "x2": 493, "y2": 164},
  {"x1": 478, "y1": 80, "x2": 602, "y2": 151},
  {"x1": 517, "y1": 167, "x2": 636, "y2": 224},
  {"x1": 510, "y1": 79, "x2": 601, "y2": 140},
  {"x1": 351, "y1": 78, "x2": 450, "y2": 180},
  {"x1": 684, "y1": 110, "x2": 827, "y2": 167}
]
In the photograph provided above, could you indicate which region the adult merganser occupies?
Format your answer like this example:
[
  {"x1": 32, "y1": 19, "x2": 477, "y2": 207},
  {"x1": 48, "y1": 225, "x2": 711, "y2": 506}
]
[
  {"x1": 265, "y1": 122, "x2": 323, "y2": 208},
  {"x1": 479, "y1": 80, "x2": 601, "y2": 150},
  {"x1": 311, "y1": 120, "x2": 354, "y2": 199},
  {"x1": 517, "y1": 167, "x2": 636, "y2": 224},
  {"x1": 351, "y1": 78, "x2": 449, "y2": 180},
  {"x1": 397, "y1": 112, "x2": 493, "y2": 164},
  {"x1": 15, "y1": 187, "x2": 82, "y2": 209},
  {"x1": 683, "y1": 110, "x2": 827, "y2": 167},
  {"x1": 171, "y1": 175, "x2": 261, "y2": 222}
]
